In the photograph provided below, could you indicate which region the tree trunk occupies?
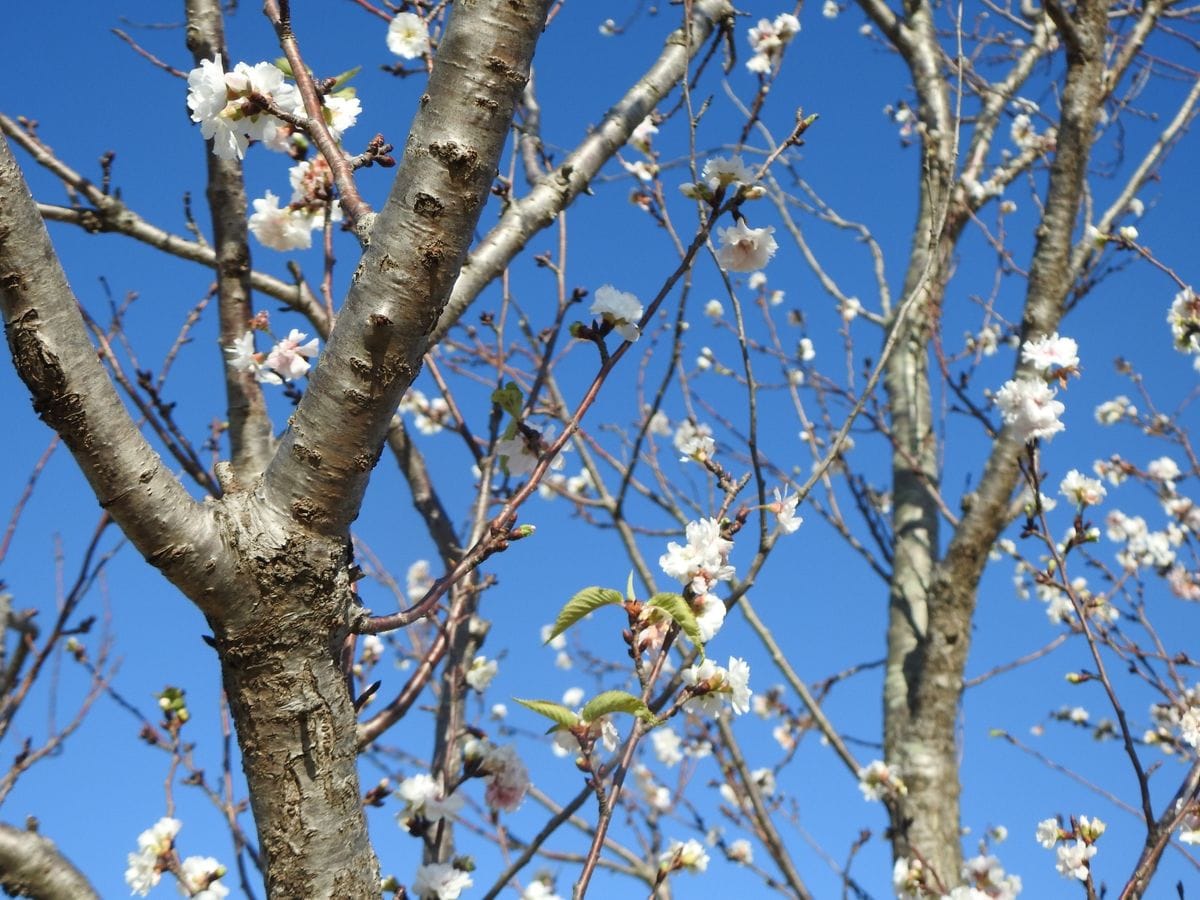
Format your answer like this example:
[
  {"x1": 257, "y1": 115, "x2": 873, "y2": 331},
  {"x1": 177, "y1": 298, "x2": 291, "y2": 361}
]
[{"x1": 210, "y1": 496, "x2": 379, "y2": 897}]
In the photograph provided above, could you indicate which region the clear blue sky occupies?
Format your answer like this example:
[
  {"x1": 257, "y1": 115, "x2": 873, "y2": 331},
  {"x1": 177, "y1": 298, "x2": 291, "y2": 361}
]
[{"x1": 2, "y1": 1, "x2": 1199, "y2": 898}]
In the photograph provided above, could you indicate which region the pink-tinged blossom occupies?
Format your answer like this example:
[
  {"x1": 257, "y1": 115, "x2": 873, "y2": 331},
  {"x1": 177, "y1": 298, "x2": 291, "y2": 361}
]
[
  {"x1": 388, "y1": 12, "x2": 431, "y2": 59},
  {"x1": 1167, "y1": 566, "x2": 1200, "y2": 601},
  {"x1": 960, "y1": 853, "x2": 1021, "y2": 899},
  {"x1": 412, "y1": 862, "x2": 472, "y2": 900},
  {"x1": 590, "y1": 285, "x2": 643, "y2": 342},
  {"x1": 288, "y1": 158, "x2": 343, "y2": 221},
  {"x1": 262, "y1": 329, "x2": 319, "y2": 383},
  {"x1": 769, "y1": 486, "x2": 803, "y2": 533},
  {"x1": 478, "y1": 743, "x2": 530, "y2": 812},
  {"x1": 995, "y1": 378, "x2": 1065, "y2": 443},
  {"x1": 249, "y1": 191, "x2": 314, "y2": 252},
  {"x1": 1021, "y1": 332, "x2": 1079, "y2": 372},
  {"x1": 716, "y1": 220, "x2": 778, "y2": 272}
]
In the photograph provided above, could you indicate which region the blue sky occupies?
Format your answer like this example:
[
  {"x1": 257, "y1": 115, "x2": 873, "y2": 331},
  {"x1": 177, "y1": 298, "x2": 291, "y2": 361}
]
[{"x1": 3, "y1": 1, "x2": 1200, "y2": 898}]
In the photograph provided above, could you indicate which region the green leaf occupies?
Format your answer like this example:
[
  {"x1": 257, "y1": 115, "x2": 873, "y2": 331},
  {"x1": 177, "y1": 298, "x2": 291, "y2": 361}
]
[
  {"x1": 329, "y1": 65, "x2": 361, "y2": 92},
  {"x1": 545, "y1": 587, "x2": 623, "y2": 642},
  {"x1": 491, "y1": 381, "x2": 524, "y2": 419},
  {"x1": 514, "y1": 698, "x2": 580, "y2": 729},
  {"x1": 647, "y1": 592, "x2": 704, "y2": 655},
  {"x1": 625, "y1": 571, "x2": 636, "y2": 602},
  {"x1": 274, "y1": 57, "x2": 294, "y2": 77},
  {"x1": 580, "y1": 690, "x2": 656, "y2": 724}
]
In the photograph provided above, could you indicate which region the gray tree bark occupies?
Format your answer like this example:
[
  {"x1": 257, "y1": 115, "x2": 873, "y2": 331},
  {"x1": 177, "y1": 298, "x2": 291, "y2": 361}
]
[
  {"x1": 0, "y1": 822, "x2": 99, "y2": 900},
  {"x1": 870, "y1": 0, "x2": 1111, "y2": 887},
  {"x1": 0, "y1": 0, "x2": 551, "y2": 894}
]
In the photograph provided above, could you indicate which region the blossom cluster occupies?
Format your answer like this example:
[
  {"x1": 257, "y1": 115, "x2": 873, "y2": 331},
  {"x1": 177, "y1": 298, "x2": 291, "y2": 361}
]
[
  {"x1": 399, "y1": 388, "x2": 452, "y2": 435},
  {"x1": 746, "y1": 13, "x2": 800, "y2": 73},
  {"x1": 249, "y1": 157, "x2": 344, "y2": 251},
  {"x1": 681, "y1": 657, "x2": 753, "y2": 716},
  {"x1": 1036, "y1": 815, "x2": 1104, "y2": 881},
  {"x1": 226, "y1": 328, "x2": 319, "y2": 385},
  {"x1": 1169, "y1": 286, "x2": 1200, "y2": 355},
  {"x1": 124, "y1": 817, "x2": 228, "y2": 899},
  {"x1": 994, "y1": 333, "x2": 1078, "y2": 443},
  {"x1": 187, "y1": 56, "x2": 359, "y2": 161},
  {"x1": 894, "y1": 852, "x2": 1021, "y2": 900},
  {"x1": 659, "y1": 517, "x2": 735, "y2": 641},
  {"x1": 857, "y1": 759, "x2": 907, "y2": 802}
]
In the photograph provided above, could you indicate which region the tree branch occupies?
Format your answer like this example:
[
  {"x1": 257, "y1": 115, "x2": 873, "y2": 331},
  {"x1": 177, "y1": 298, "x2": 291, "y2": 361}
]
[
  {"x1": 258, "y1": 0, "x2": 552, "y2": 536},
  {"x1": 427, "y1": 0, "x2": 734, "y2": 347},
  {"x1": 185, "y1": 0, "x2": 276, "y2": 481},
  {"x1": 0, "y1": 132, "x2": 230, "y2": 600},
  {"x1": 0, "y1": 821, "x2": 100, "y2": 900}
]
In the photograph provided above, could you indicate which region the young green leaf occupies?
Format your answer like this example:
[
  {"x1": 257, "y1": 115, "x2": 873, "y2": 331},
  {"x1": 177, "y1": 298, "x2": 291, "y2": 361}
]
[
  {"x1": 491, "y1": 381, "x2": 525, "y2": 419},
  {"x1": 580, "y1": 690, "x2": 655, "y2": 724},
  {"x1": 545, "y1": 587, "x2": 623, "y2": 642},
  {"x1": 329, "y1": 65, "x2": 362, "y2": 92},
  {"x1": 647, "y1": 592, "x2": 704, "y2": 655},
  {"x1": 514, "y1": 698, "x2": 580, "y2": 729}
]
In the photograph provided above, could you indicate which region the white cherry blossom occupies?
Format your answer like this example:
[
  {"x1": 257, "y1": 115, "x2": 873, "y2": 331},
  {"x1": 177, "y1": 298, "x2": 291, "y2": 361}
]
[
  {"x1": 590, "y1": 285, "x2": 643, "y2": 342},
  {"x1": 716, "y1": 220, "x2": 778, "y2": 272},
  {"x1": 388, "y1": 13, "x2": 430, "y2": 59},
  {"x1": 412, "y1": 862, "x2": 472, "y2": 900}
]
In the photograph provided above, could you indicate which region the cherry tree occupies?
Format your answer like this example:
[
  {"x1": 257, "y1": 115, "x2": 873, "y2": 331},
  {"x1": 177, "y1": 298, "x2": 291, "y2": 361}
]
[{"x1": 1, "y1": 1, "x2": 1199, "y2": 898}]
